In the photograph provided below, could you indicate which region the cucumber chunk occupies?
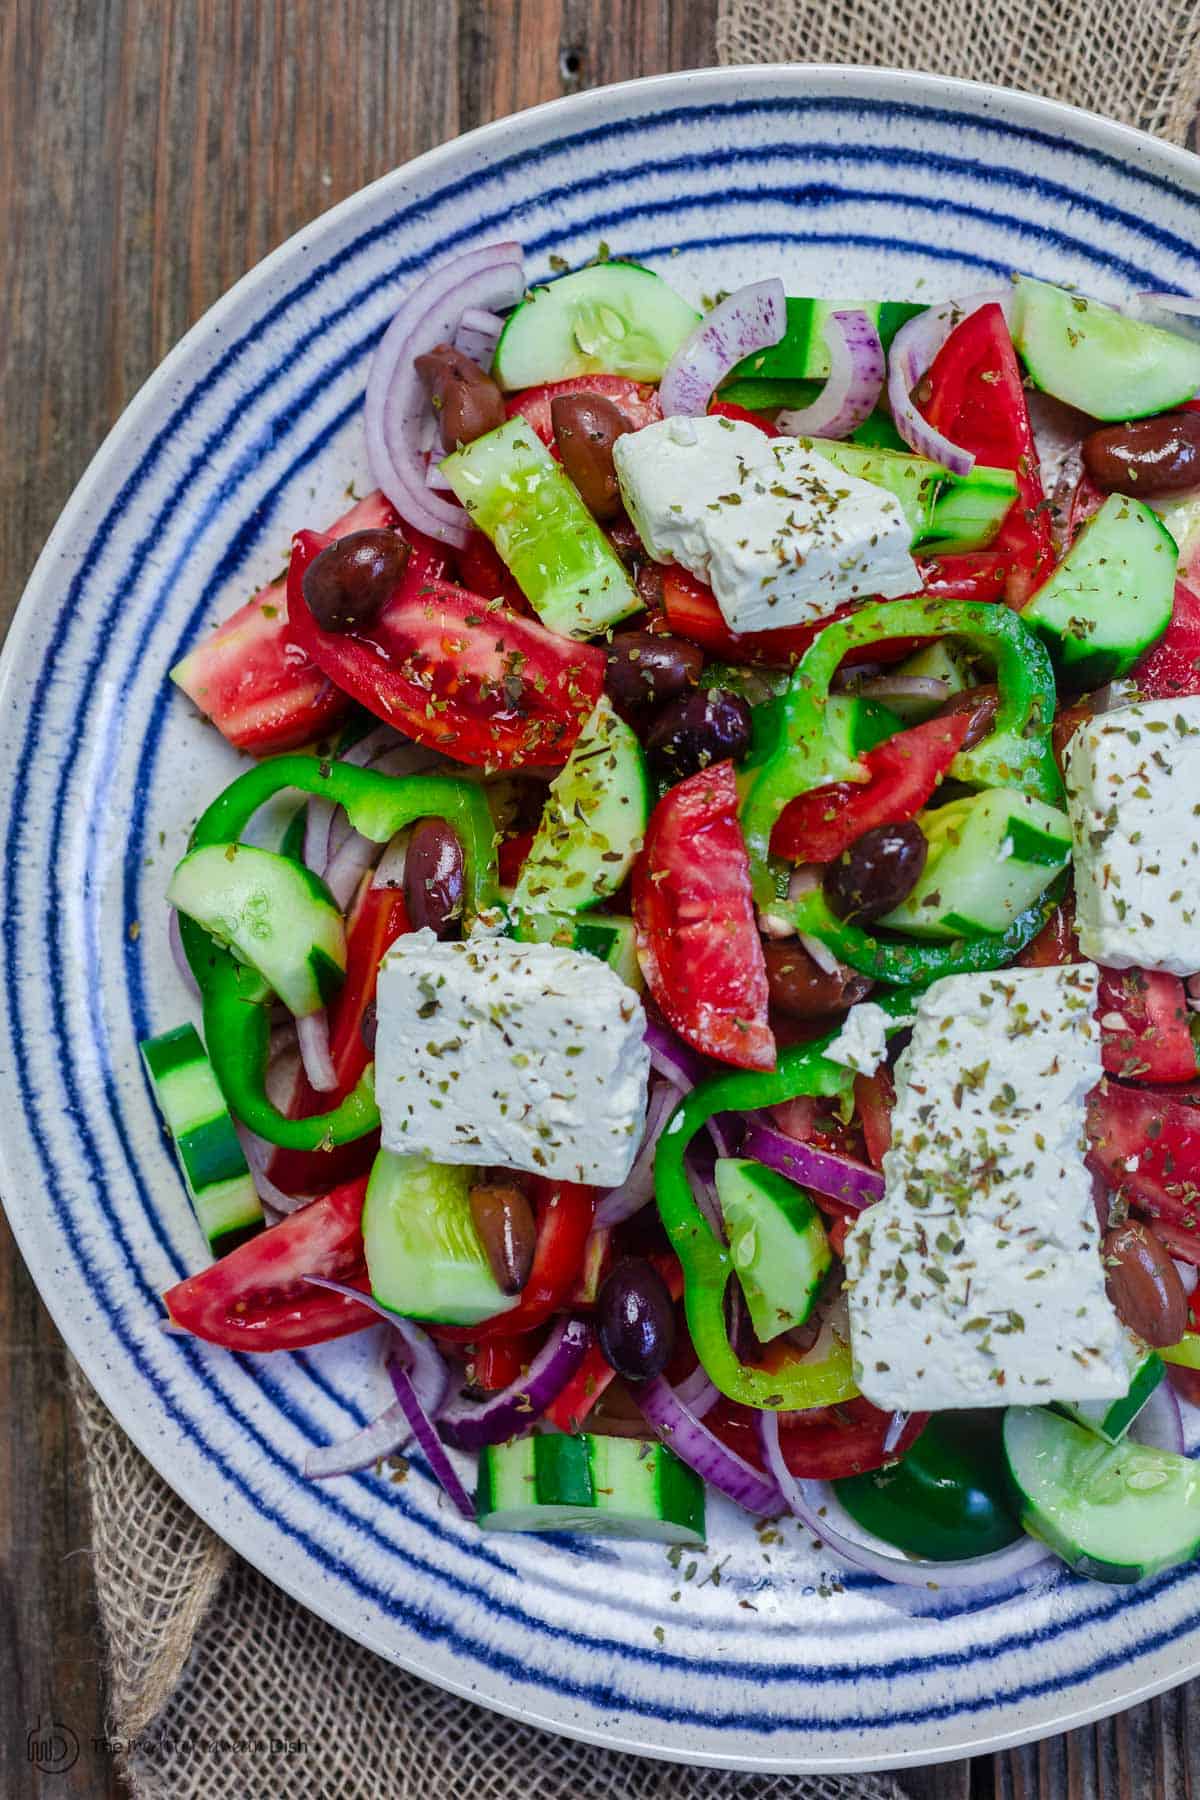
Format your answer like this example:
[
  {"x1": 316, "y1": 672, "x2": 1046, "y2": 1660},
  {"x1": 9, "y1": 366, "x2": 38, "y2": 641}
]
[
  {"x1": 880, "y1": 787, "x2": 1072, "y2": 940},
  {"x1": 1003, "y1": 1405, "x2": 1200, "y2": 1582},
  {"x1": 825, "y1": 694, "x2": 905, "y2": 757},
  {"x1": 168, "y1": 843, "x2": 346, "y2": 1018},
  {"x1": 1022, "y1": 492, "x2": 1177, "y2": 688},
  {"x1": 802, "y1": 439, "x2": 1018, "y2": 553},
  {"x1": 882, "y1": 642, "x2": 975, "y2": 722},
  {"x1": 714, "y1": 1158, "x2": 831, "y2": 1343},
  {"x1": 1052, "y1": 1348, "x2": 1164, "y2": 1445},
  {"x1": 492, "y1": 264, "x2": 701, "y2": 390},
  {"x1": 727, "y1": 297, "x2": 924, "y2": 384},
  {"x1": 510, "y1": 908, "x2": 643, "y2": 990},
  {"x1": 140, "y1": 1023, "x2": 264, "y2": 1253},
  {"x1": 477, "y1": 1431, "x2": 706, "y2": 1543},
  {"x1": 1012, "y1": 277, "x2": 1200, "y2": 420},
  {"x1": 442, "y1": 418, "x2": 640, "y2": 638},
  {"x1": 511, "y1": 696, "x2": 649, "y2": 914},
  {"x1": 363, "y1": 1150, "x2": 519, "y2": 1327}
]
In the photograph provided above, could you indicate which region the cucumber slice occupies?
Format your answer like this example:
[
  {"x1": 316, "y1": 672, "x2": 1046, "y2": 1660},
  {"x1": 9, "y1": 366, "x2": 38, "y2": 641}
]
[
  {"x1": 727, "y1": 297, "x2": 925, "y2": 384},
  {"x1": 511, "y1": 696, "x2": 649, "y2": 914},
  {"x1": 1012, "y1": 277, "x2": 1200, "y2": 420},
  {"x1": 1022, "y1": 492, "x2": 1177, "y2": 688},
  {"x1": 880, "y1": 787, "x2": 1072, "y2": 941},
  {"x1": 477, "y1": 1431, "x2": 706, "y2": 1543},
  {"x1": 510, "y1": 907, "x2": 643, "y2": 990},
  {"x1": 441, "y1": 418, "x2": 640, "y2": 639},
  {"x1": 363, "y1": 1150, "x2": 519, "y2": 1327},
  {"x1": 168, "y1": 843, "x2": 346, "y2": 1018},
  {"x1": 714, "y1": 1158, "x2": 831, "y2": 1343},
  {"x1": 492, "y1": 264, "x2": 701, "y2": 390},
  {"x1": 140, "y1": 1023, "x2": 264, "y2": 1253},
  {"x1": 1051, "y1": 1349, "x2": 1164, "y2": 1445},
  {"x1": 825, "y1": 695, "x2": 905, "y2": 758},
  {"x1": 883, "y1": 642, "x2": 975, "y2": 722},
  {"x1": 803, "y1": 439, "x2": 1018, "y2": 552},
  {"x1": 1003, "y1": 1405, "x2": 1200, "y2": 1582}
]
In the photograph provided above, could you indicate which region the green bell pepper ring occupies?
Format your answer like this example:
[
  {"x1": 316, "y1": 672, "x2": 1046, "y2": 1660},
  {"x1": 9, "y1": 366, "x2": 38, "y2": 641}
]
[
  {"x1": 655, "y1": 990, "x2": 913, "y2": 1410},
  {"x1": 739, "y1": 596, "x2": 1063, "y2": 914},
  {"x1": 179, "y1": 756, "x2": 501, "y2": 1151}
]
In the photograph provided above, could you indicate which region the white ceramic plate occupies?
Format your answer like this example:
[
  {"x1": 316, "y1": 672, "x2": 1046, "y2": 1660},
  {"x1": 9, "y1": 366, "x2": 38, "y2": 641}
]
[{"x1": 5, "y1": 66, "x2": 1200, "y2": 1774}]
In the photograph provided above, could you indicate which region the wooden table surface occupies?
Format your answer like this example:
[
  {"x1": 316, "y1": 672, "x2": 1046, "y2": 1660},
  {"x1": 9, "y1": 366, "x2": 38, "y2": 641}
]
[{"x1": 4, "y1": 5, "x2": 1200, "y2": 1797}]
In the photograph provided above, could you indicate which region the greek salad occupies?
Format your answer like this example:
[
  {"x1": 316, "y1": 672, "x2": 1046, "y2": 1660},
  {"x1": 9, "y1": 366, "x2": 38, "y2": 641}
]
[{"x1": 151, "y1": 244, "x2": 1200, "y2": 1590}]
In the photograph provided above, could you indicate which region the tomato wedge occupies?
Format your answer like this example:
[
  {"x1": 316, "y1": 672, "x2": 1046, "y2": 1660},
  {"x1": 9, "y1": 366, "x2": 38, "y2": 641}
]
[
  {"x1": 659, "y1": 568, "x2": 923, "y2": 670},
  {"x1": 854, "y1": 1069, "x2": 895, "y2": 1169},
  {"x1": 171, "y1": 491, "x2": 414, "y2": 755},
  {"x1": 1087, "y1": 1082, "x2": 1200, "y2": 1228},
  {"x1": 771, "y1": 712, "x2": 969, "y2": 863},
  {"x1": 921, "y1": 302, "x2": 1052, "y2": 605},
  {"x1": 915, "y1": 550, "x2": 1009, "y2": 604},
  {"x1": 432, "y1": 1178, "x2": 598, "y2": 1343},
  {"x1": 267, "y1": 876, "x2": 411, "y2": 1195},
  {"x1": 1134, "y1": 580, "x2": 1200, "y2": 701},
  {"x1": 287, "y1": 530, "x2": 605, "y2": 768},
  {"x1": 707, "y1": 1395, "x2": 928, "y2": 1480},
  {"x1": 506, "y1": 375, "x2": 662, "y2": 447},
  {"x1": 633, "y1": 761, "x2": 775, "y2": 1071},
  {"x1": 456, "y1": 529, "x2": 529, "y2": 614},
  {"x1": 707, "y1": 401, "x2": 781, "y2": 435},
  {"x1": 164, "y1": 1177, "x2": 374, "y2": 1350}
]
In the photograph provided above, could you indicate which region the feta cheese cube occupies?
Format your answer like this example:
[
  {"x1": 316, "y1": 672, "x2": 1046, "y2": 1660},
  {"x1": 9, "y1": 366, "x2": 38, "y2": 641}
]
[
  {"x1": 1065, "y1": 696, "x2": 1200, "y2": 975},
  {"x1": 824, "y1": 1001, "x2": 894, "y2": 1076},
  {"x1": 613, "y1": 416, "x2": 918, "y2": 635},
  {"x1": 845, "y1": 963, "x2": 1133, "y2": 1410},
  {"x1": 374, "y1": 930, "x2": 649, "y2": 1184}
]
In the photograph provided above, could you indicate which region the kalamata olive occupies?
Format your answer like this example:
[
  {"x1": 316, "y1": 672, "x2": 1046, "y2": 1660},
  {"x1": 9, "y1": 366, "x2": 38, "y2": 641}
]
[
  {"x1": 403, "y1": 818, "x2": 465, "y2": 938},
  {"x1": 414, "y1": 342, "x2": 506, "y2": 450},
  {"x1": 762, "y1": 939, "x2": 874, "y2": 1020},
  {"x1": 823, "y1": 820, "x2": 928, "y2": 923},
  {"x1": 1103, "y1": 1223, "x2": 1189, "y2": 1348},
  {"x1": 300, "y1": 529, "x2": 410, "y2": 634},
  {"x1": 1082, "y1": 411, "x2": 1200, "y2": 498},
  {"x1": 469, "y1": 1181, "x2": 537, "y2": 1296},
  {"x1": 552, "y1": 392, "x2": 630, "y2": 520},
  {"x1": 603, "y1": 630, "x2": 704, "y2": 722},
  {"x1": 936, "y1": 682, "x2": 1000, "y2": 751},
  {"x1": 645, "y1": 688, "x2": 752, "y2": 784},
  {"x1": 360, "y1": 999, "x2": 378, "y2": 1056},
  {"x1": 597, "y1": 1258, "x2": 676, "y2": 1381}
]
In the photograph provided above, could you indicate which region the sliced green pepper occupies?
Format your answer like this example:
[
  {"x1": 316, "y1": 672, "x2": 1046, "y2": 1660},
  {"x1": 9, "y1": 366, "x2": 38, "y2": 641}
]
[
  {"x1": 654, "y1": 991, "x2": 913, "y2": 1410},
  {"x1": 179, "y1": 756, "x2": 500, "y2": 1151},
  {"x1": 739, "y1": 596, "x2": 1063, "y2": 916}
]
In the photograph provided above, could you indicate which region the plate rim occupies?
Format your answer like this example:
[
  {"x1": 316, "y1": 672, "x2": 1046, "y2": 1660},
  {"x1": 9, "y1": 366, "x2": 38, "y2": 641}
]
[{"x1": 4, "y1": 60, "x2": 1200, "y2": 1774}]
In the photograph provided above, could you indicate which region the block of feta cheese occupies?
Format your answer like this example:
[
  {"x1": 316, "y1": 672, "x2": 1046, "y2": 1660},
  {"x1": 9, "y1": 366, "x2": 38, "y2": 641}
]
[
  {"x1": 823, "y1": 1001, "x2": 894, "y2": 1076},
  {"x1": 374, "y1": 929, "x2": 649, "y2": 1185},
  {"x1": 845, "y1": 963, "x2": 1134, "y2": 1411},
  {"x1": 1064, "y1": 696, "x2": 1200, "y2": 976},
  {"x1": 612, "y1": 415, "x2": 919, "y2": 635}
]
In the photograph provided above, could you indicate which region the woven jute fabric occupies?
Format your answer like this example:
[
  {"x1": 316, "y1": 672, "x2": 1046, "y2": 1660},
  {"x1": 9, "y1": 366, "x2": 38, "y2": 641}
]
[
  {"x1": 715, "y1": 0, "x2": 1200, "y2": 144},
  {"x1": 69, "y1": 1365, "x2": 906, "y2": 1799}
]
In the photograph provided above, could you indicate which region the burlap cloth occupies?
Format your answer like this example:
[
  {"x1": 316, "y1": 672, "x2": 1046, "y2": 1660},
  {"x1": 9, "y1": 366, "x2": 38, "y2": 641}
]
[{"x1": 65, "y1": 21, "x2": 1200, "y2": 1797}]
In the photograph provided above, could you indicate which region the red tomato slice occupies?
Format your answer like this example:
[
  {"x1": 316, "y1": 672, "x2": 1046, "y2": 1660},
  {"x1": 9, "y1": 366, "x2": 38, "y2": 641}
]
[
  {"x1": 172, "y1": 491, "x2": 416, "y2": 755},
  {"x1": 287, "y1": 531, "x2": 605, "y2": 768},
  {"x1": 506, "y1": 375, "x2": 662, "y2": 448},
  {"x1": 1087, "y1": 1082, "x2": 1200, "y2": 1228},
  {"x1": 1134, "y1": 580, "x2": 1200, "y2": 701},
  {"x1": 456, "y1": 529, "x2": 530, "y2": 614},
  {"x1": 915, "y1": 550, "x2": 1009, "y2": 603},
  {"x1": 633, "y1": 761, "x2": 775, "y2": 1071},
  {"x1": 707, "y1": 1395, "x2": 928, "y2": 1480},
  {"x1": 854, "y1": 1069, "x2": 895, "y2": 1169},
  {"x1": 921, "y1": 302, "x2": 1052, "y2": 606},
  {"x1": 163, "y1": 1177, "x2": 374, "y2": 1350},
  {"x1": 771, "y1": 712, "x2": 969, "y2": 863},
  {"x1": 659, "y1": 568, "x2": 923, "y2": 670},
  {"x1": 267, "y1": 877, "x2": 411, "y2": 1194},
  {"x1": 707, "y1": 401, "x2": 781, "y2": 435}
]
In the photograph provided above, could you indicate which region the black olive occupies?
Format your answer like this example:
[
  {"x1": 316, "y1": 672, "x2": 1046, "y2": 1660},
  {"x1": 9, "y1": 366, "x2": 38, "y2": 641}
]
[
  {"x1": 301, "y1": 529, "x2": 409, "y2": 633},
  {"x1": 823, "y1": 820, "x2": 928, "y2": 922},
  {"x1": 645, "y1": 688, "x2": 751, "y2": 785},
  {"x1": 596, "y1": 1258, "x2": 676, "y2": 1381}
]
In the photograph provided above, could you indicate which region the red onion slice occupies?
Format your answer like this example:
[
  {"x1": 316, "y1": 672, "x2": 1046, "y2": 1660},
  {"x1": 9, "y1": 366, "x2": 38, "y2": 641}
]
[
  {"x1": 303, "y1": 797, "x2": 335, "y2": 877},
  {"x1": 439, "y1": 1315, "x2": 593, "y2": 1451},
  {"x1": 385, "y1": 1340, "x2": 474, "y2": 1517},
  {"x1": 371, "y1": 832, "x2": 409, "y2": 890},
  {"x1": 672, "y1": 1363, "x2": 720, "y2": 1419},
  {"x1": 637, "y1": 1375, "x2": 785, "y2": 1516},
  {"x1": 323, "y1": 828, "x2": 383, "y2": 908},
  {"x1": 454, "y1": 306, "x2": 505, "y2": 368},
  {"x1": 296, "y1": 1009, "x2": 338, "y2": 1093},
  {"x1": 645, "y1": 1018, "x2": 707, "y2": 1090},
  {"x1": 854, "y1": 673, "x2": 951, "y2": 708},
  {"x1": 887, "y1": 291, "x2": 1012, "y2": 477},
  {"x1": 595, "y1": 1078, "x2": 685, "y2": 1227},
  {"x1": 236, "y1": 1124, "x2": 316, "y2": 1214},
  {"x1": 364, "y1": 243, "x2": 525, "y2": 546},
  {"x1": 1129, "y1": 1377, "x2": 1186, "y2": 1454},
  {"x1": 777, "y1": 309, "x2": 885, "y2": 440},
  {"x1": 1133, "y1": 293, "x2": 1200, "y2": 343},
  {"x1": 741, "y1": 1120, "x2": 883, "y2": 1212},
  {"x1": 659, "y1": 279, "x2": 786, "y2": 417},
  {"x1": 760, "y1": 1412, "x2": 1052, "y2": 1589},
  {"x1": 304, "y1": 1397, "x2": 411, "y2": 1480}
]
